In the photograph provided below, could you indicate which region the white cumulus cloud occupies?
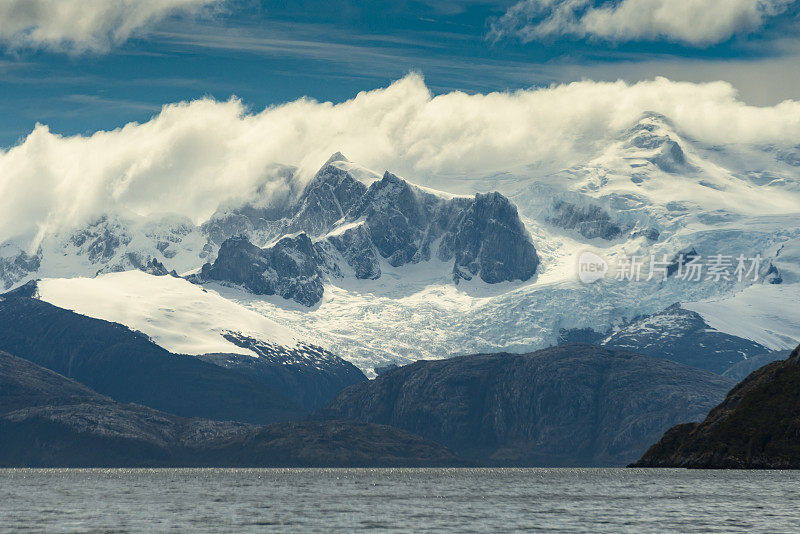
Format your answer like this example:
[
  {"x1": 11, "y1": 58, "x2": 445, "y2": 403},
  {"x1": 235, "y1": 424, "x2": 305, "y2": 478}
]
[
  {"x1": 0, "y1": 0, "x2": 222, "y2": 53},
  {"x1": 489, "y1": 0, "x2": 796, "y2": 46},
  {"x1": 2, "y1": 73, "x2": 800, "y2": 246}
]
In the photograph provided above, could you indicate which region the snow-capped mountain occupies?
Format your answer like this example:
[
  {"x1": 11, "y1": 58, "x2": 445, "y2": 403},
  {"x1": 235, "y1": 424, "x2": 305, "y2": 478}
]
[
  {"x1": 9, "y1": 271, "x2": 366, "y2": 410},
  {"x1": 1, "y1": 113, "x2": 799, "y2": 374},
  {"x1": 0, "y1": 213, "x2": 206, "y2": 288},
  {"x1": 594, "y1": 304, "x2": 784, "y2": 374},
  {"x1": 199, "y1": 160, "x2": 538, "y2": 306},
  {"x1": 34, "y1": 271, "x2": 303, "y2": 356}
]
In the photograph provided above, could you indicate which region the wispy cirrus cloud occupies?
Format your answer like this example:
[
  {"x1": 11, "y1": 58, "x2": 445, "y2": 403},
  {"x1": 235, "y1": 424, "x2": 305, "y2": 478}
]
[
  {"x1": 0, "y1": 0, "x2": 224, "y2": 53},
  {"x1": 489, "y1": 0, "x2": 797, "y2": 46}
]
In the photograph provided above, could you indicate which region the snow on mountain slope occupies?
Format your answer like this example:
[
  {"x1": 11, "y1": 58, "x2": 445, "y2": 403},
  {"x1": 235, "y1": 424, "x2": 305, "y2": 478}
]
[
  {"x1": 3, "y1": 111, "x2": 799, "y2": 374},
  {"x1": 36, "y1": 271, "x2": 300, "y2": 357},
  {"x1": 683, "y1": 283, "x2": 800, "y2": 351},
  {"x1": 199, "y1": 115, "x2": 800, "y2": 372},
  {"x1": 196, "y1": 162, "x2": 539, "y2": 306},
  {"x1": 202, "y1": 225, "x2": 745, "y2": 372},
  {"x1": 500, "y1": 115, "x2": 800, "y2": 250},
  {"x1": 594, "y1": 303, "x2": 779, "y2": 374},
  {"x1": 0, "y1": 213, "x2": 208, "y2": 290}
]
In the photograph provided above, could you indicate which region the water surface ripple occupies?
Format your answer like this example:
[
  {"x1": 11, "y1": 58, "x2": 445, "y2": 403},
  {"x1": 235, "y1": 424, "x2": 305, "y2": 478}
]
[{"x1": 0, "y1": 468, "x2": 797, "y2": 533}]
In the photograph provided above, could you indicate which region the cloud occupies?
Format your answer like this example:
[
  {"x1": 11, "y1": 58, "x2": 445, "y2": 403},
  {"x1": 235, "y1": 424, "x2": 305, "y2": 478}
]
[
  {"x1": 489, "y1": 0, "x2": 796, "y2": 46},
  {"x1": 0, "y1": 0, "x2": 222, "y2": 53},
  {"x1": 2, "y1": 73, "x2": 800, "y2": 245}
]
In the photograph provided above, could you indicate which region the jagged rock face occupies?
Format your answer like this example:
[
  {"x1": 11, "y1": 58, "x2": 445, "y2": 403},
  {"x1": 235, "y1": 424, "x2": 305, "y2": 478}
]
[
  {"x1": 201, "y1": 162, "x2": 368, "y2": 250},
  {"x1": 267, "y1": 234, "x2": 325, "y2": 305},
  {"x1": 445, "y1": 192, "x2": 539, "y2": 283},
  {"x1": 201, "y1": 233, "x2": 324, "y2": 307},
  {"x1": 0, "y1": 246, "x2": 40, "y2": 290},
  {"x1": 600, "y1": 304, "x2": 772, "y2": 374},
  {"x1": 290, "y1": 164, "x2": 368, "y2": 236},
  {"x1": 318, "y1": 344, "x2": 733, "y2": 467},
  {"x1": 201, "y1": 235, "x2": 268, "y2": 291},
  {"x1": 141, "y1": 258, "x2": 172, "y2": 276},
  {"x1": 632, "y1": 345, "x2": 800, "y2": 469},
  {"x1": 0, "y1": 155, "x2": 538, "y2": 308},
  {"x1": 202, "y1": 206, "x2": 284, "y2": 251},
  {"x1": 200, "y1": 167, "x2": 539, "y2": 305},
  {"x1": 69, "y1": 215, "x2": 132, "y2": 264},
  {"x1": 0, "y1": 155, "x2": 537, "y2": 300},
  {"x1": 197, "y1": 332, "x2": 367, "y2": 410},
  {"x1": 345, "y1": 172, "x2": 436, "y2": 267},
  {"x1": 650, "y1": 140, "x2": 688, "y2": 173},
  {"x1": 144, "y1": 217, "x2": 198, "y2": 260},
  {"x1": 545, "y1": 195, "x2": 659, "y2": 243},
  {"x1": 0, "y1": 213, "x2": 206, "y2": 289},
  {"x1": 324, "y1": 225, "x2": 381, "y2": 279},
  {"x1": 547, "y1": 200, "x2": 624, "y2": 240},
  {"x1": 330, "y1": 172, "x2": 538, "y2": 284}
]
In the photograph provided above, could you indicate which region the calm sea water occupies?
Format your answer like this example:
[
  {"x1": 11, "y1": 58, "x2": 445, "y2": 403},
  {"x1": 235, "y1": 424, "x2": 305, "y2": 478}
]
[{"x1": 1, "y1": 468, "x2": 799, "y2": 533}]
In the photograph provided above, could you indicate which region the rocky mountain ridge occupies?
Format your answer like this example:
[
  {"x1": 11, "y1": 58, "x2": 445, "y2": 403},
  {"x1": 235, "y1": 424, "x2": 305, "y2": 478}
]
[
  {"x1": 0, "y1": 282, "x2": 366, "y2": 419},
  {"x1": 0, "y1": 111, "x2": 796, "y2": 372},
  {"x1": 0, "y1": 351, "x2": 459, "y2": 467},
  {"x1": 317, "y1": 344, "x2": 734, "y2": 466},
  {"x1": 200, "y1": 162, "x2": 539, "y2": 306},
  {"x1": 559, "y1": 303, "x2": 783, "y2": 375},
  {"x1": 632, "y1": 344, "x2": 800, "y2": 468},
  {"x1": 0, "y1": 156, "x2": 539, "y2": 308}
]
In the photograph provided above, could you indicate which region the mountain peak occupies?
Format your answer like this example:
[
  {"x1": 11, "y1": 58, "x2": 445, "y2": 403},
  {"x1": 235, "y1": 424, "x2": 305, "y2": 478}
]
[
  {"x1": 380, "y1": 170, "x2": 404, "y2": 183},
  {"x1": 324, "y1": 152, "x2": 349, "y2": 166},
  {"x1": 632, "y1": 111, "x2": 676, "y2": 131},
  {"x1": 622, "y1": 112, "x2": 690, "y2": 173}
]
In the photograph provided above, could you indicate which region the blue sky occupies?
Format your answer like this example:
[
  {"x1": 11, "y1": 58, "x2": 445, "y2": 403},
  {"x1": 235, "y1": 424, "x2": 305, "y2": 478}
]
[{"x1": 1, "y1": 0, "x2": 799, "y2": 147}]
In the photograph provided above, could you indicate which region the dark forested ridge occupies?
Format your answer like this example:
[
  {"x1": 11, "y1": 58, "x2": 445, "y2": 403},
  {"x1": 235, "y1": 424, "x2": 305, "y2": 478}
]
[
  {"x1": 0, "y1": 286, "x2": 365, "y2": 423},
  {"x1": 0, "y1": 351, "x2": 459, "y2": 467},
  {"x1": 318, "y1": 344, "x2": 734, "y2": 466},
  {"x1": 632, "y1": 345, "x2": 800, "y2": 469}
]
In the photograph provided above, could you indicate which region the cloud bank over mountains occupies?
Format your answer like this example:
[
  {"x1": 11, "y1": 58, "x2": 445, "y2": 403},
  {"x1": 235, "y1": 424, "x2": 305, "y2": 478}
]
[
  {"x1": 0, "y1": 0, "x2": 222, "y2": 53},
  {"x1": 489, "y1": 0, "x2": 796, "y2": 46},
  {"x1": 2, "y1": 73, "x2": 800, "y2": 247}
]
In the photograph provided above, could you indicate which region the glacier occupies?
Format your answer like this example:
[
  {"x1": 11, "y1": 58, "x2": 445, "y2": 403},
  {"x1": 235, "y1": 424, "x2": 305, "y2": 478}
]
[{"x1": 4, "y1": 112, "x2": 799, "y2": 374}]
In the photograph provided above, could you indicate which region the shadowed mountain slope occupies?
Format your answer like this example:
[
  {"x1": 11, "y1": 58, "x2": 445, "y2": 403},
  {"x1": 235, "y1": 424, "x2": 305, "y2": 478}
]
[
  {"x1": 0, "y1": 288, "x2": 304, "y2": 424},
  {"x1": 317, "y1": 344, "x2": 734, "y2": 466},
  {"x1": 632, "y1": 345, "x2": 800, "y2": 469},
  {"x1": 0, "y1": 352, "x2": 460, "y2": 467}
]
